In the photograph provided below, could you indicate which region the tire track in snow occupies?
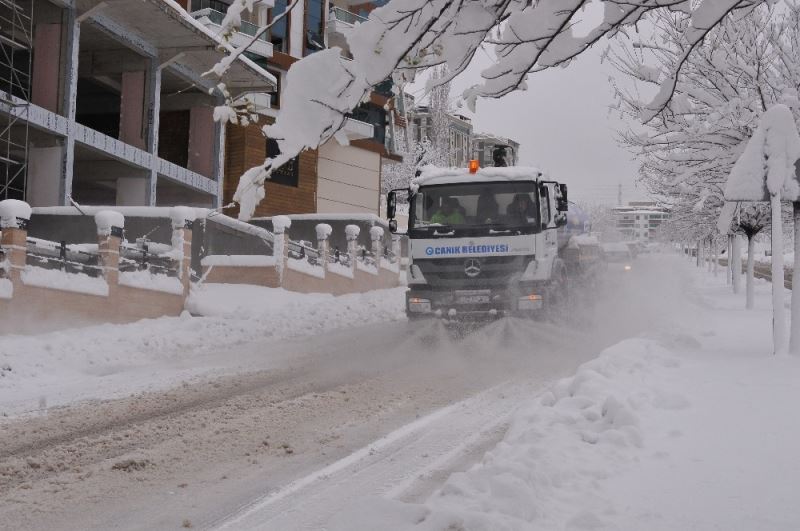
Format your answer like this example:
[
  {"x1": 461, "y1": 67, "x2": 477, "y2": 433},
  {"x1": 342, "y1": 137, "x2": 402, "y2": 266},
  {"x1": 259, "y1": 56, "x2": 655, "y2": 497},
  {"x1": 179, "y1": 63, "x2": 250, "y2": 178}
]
[{"x1": 208, "y1": 380, "x2": 529, "y2": 531}]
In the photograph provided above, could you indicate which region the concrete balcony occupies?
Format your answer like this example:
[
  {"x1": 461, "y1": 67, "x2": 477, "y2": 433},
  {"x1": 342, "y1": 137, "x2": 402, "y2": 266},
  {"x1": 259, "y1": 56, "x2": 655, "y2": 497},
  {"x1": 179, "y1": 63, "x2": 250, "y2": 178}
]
[
  {"x1": 327, "y1": 6, "x2": 366, "y2": 53},
  {"x1": 191, "y1": 8, "x2": 274, "y2": 59}
]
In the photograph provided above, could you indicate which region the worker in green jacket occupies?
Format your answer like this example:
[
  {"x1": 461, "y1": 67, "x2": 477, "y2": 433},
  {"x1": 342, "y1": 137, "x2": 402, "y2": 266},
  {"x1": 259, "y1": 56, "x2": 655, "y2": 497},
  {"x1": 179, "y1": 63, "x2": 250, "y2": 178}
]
[{"x1": 431, "y1": 197, "x2": 466, "y2": 225}]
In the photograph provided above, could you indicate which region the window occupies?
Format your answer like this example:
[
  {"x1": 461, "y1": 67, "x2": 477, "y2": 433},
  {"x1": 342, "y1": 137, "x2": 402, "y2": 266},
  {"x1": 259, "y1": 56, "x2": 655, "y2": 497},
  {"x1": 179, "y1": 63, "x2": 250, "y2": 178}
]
[
  {"x1": 266, "y1": 138, "x2": 299, "y2": 187},
  {"x1": 267, "y1": 0, "x2": 290, "y2": 53},
  {"x1": 410, "y1": 182, "x2": 540, "y2": 232},
  {"x1": 267, "y1": 68, "x2": 281, "y2": 108},
  {"x1": 304, "y1": 0, "x2": 325, "y2": 56}
]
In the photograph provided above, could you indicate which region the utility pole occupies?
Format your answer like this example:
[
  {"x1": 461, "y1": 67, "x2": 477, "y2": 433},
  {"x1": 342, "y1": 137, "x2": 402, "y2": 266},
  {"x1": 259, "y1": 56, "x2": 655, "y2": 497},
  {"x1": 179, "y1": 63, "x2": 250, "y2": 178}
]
[{"x1": 617, "y1": 183, "x2": 622, "y2": 206}]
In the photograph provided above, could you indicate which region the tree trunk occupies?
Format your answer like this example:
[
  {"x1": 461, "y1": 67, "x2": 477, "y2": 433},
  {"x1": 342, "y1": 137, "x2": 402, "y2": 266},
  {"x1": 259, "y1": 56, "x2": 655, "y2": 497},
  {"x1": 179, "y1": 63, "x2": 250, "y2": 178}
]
[
  {"x1": 770, "y1": 194, "x2": 786, "y2": 355},
  {"x1": 790, "y1": 202, "x2": 800, "y2": 354},
  {"x1": 696, "y1": 239, "x2": 702, "y2": 267},
  {"x1": 746, "y1": 235, "x2": 755, "y2": 310},
  {"x1": 732, "y1": 234, "x2": 742, "y2": 295},
  {"x1": 726, "y1": 235, "x2": 732, "y2": 285},
  {"x1": 713, "y1": 241, "x2": 719, "y2": 276},
  {"x1": 707, "y1": 239, "x2": 713, "y2": 272}
]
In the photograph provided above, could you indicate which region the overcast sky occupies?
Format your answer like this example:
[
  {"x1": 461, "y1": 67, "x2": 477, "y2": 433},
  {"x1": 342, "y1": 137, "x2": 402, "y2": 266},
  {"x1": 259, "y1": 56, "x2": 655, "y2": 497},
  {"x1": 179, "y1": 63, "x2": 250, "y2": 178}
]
[{"x1": 408, "y1": 41, "x2": 650, "y2": 207}]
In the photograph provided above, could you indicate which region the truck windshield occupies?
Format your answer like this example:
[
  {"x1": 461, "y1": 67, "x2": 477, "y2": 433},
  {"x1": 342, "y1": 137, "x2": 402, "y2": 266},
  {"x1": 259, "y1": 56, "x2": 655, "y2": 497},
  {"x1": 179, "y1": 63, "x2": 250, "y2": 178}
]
[{"x1": 410, "y1": 182, "x2": 540, "y2": 235}]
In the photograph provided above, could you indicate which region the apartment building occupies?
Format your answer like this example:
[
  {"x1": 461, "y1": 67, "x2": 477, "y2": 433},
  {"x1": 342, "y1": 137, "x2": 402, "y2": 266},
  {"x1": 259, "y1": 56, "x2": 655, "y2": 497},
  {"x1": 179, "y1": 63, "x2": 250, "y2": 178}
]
[
  {"x1": 472, "y1": 132, "x2": 519, "y2": 168},
  {"x1": 181, "y1": 0, "x2": 403, "y2": 217},
  {"x1": 0, "y1": 0, "x2": 275, "y2": 208},
  {"x1": 409, "y1": 106, "x2": 473, "y2": 168},
  {"x1": 613, "y1": 202, "x2": 670, "y2": 242}
]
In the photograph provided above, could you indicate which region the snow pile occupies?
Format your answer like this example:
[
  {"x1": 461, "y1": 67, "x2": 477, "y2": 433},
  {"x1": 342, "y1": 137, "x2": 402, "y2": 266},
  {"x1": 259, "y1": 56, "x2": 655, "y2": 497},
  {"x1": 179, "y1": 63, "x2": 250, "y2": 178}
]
[
  {"x1": 272, "y1": 215, "x2": 291, "y2": 233},
  {"x1": 287, "y1": 257, "x2": 325, "y2": 278},
  {"x1": 345, "y1": 224, "x2": 361, "y2": 240},
  {"x1": 0, "y1": 285, "x2": 406, "y2": 415},
  {"x1": 0, "y1": 199, "x2": 31, "y2": 228},
  {"x1": 21, "y1": 268, "x2": 109, "y2": 297},
  {"x1": 413, "y1": 166, "x2": 544, "y2": 189},
  {"x1": 568, "y1": 234, "x2": 599, "y2": 249},
  {"x1": 725, "y1": 104, "x2": 800, "y2": 201},
  {"x1": 94, "y1": 210, "x2": 125, "y2": 236},
  {"x1": 369, "y1": 226, "x2": 385, "y2": 241},
  {"x1": 315, "y1": 223, "x2": 333, "y2": 241},
  {"x1": 0, "y1": 278, "x2": 12, "y2": 299},
  {"x1": 328, "y1": 261, "x2": 354, "y2": 278},
  {"x1": 118, "y1": 270, "x2": 184, "y2": 295},
  {"x1": 170, "y1": 206, "x2": 196, "y2": 229},
  {"x1": 200, "y1": 255, "x2": 277, "y2": 267}
]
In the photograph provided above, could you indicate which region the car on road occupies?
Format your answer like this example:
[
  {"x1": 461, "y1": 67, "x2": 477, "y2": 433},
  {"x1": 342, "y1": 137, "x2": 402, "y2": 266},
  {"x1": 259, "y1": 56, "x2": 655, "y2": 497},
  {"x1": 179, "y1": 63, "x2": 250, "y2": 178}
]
[{"x1": 601, "y1": 242, "x2": 633, "y2": 273}]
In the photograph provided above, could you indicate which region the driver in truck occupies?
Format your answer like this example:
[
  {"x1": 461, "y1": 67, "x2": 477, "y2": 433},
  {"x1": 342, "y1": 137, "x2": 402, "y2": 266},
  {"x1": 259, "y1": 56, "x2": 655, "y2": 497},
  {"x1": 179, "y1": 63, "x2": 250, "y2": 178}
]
[
  {"x1": 431, "y1": 197, "x2": 466, "y2": 225},
  {"x1": 507, "y1": 193, "x2": 536, "y2": 224}
]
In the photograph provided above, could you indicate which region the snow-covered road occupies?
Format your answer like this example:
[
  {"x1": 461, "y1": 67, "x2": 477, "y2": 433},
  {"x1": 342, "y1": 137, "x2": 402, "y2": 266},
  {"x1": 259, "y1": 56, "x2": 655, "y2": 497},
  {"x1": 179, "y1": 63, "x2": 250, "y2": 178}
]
[{"x1": 0, "y1": 255, "x2": 693, "y2": 530}]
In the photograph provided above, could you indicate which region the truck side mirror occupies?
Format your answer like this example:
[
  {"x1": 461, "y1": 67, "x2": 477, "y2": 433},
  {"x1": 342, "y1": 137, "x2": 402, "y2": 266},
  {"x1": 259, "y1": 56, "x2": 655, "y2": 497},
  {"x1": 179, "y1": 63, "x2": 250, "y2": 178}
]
[
  {"x1": 387, "y1": 191, "x2": 397, "y2": 219},
  {"x1": 557, "y1": 184, "x2": 569, "y2": 212},
  {"x1": 389, "y1": 219, "x2": 398, "y2": 233}
]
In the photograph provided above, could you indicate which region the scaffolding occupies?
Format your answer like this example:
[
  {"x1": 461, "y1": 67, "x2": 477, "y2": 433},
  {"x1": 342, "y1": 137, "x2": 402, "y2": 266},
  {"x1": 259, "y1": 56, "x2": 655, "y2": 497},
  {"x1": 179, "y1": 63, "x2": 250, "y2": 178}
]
[{"x1": 0, "y1": 0, "x2": 32, "y2": 201}]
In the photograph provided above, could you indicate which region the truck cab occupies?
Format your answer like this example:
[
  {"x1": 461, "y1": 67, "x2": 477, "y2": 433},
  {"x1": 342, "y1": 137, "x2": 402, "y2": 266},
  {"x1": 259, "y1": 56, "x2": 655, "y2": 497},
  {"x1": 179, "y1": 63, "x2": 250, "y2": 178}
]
[{"x1": 387, "y1": 164, "x2": 568, "y2": 320}]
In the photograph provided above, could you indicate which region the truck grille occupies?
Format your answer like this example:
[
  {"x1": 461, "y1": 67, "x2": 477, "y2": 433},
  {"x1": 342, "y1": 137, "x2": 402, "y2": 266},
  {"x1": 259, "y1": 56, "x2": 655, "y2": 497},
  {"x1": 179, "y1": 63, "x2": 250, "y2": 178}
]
[{"x1": 414, "y1": 255, "x2": 532, "y2": 287}]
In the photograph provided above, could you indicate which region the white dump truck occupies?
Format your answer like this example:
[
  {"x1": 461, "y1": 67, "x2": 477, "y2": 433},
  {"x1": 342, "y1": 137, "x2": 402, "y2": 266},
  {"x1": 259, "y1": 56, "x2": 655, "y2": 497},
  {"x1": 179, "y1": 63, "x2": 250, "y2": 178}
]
[{"x1": 387, "y1": 162, "x2": 570, "y2": 320}]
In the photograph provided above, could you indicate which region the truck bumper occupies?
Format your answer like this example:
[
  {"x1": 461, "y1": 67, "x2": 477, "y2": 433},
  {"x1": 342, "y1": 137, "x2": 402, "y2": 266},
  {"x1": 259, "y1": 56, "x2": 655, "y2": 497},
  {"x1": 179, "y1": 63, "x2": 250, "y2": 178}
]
[{"x1": 406, "y1": 285, "x2": 544, "y2": 320}]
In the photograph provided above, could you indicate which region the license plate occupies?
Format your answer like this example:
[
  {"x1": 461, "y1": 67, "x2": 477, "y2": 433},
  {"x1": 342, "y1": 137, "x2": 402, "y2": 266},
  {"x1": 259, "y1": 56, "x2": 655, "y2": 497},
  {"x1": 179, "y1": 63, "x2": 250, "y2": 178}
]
[
  {"x1": 455, "y1": 290, "x2": 491, "y2": 304},
  {"x1": 457, "y1": 295, "x2": 490, "y2": 304}
]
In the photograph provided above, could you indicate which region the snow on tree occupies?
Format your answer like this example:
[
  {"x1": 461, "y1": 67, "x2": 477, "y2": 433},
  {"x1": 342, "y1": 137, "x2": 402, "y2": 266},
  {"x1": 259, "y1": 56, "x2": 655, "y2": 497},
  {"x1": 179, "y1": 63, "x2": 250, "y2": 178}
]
[
  {"x1": 207, "y1": 0, "x2": 767, "y2": 220},
  {"x1": 610, "y1": 3, "x2": 800, "y2": 318},
  {"x1": 724, "y1": 103, "x2": 800, "y2": 354},
  {"x1": 381, "y1": 66, "x2": 451, "y2": 194}
]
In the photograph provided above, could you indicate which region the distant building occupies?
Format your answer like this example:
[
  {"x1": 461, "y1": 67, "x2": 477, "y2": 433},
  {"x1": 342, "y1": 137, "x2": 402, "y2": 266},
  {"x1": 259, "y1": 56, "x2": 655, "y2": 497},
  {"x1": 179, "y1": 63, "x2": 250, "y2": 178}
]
[
  {"x1": 613, "y1": 202, "x2": 670, "y2": 242},
  {"x1": 472, "y1": 133, "x2": 520, "y2": 168},
  {"x1": 408, "y1": 106, "x2": 473, "y2": 168}
]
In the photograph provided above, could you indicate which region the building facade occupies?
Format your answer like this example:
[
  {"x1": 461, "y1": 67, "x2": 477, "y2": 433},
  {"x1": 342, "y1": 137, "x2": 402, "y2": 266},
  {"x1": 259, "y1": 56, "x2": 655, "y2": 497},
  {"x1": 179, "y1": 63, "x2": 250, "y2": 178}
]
[
  {"x1": 181, "y1": 0, "x2": 402, "y2": 217},
  {"x1": 0, "y1": 0, "x2": 275, "y2": 208},
  {"x1": 408, "y1": 106, "x2": 473, "y2": 168},
  {"x1": 613, "y1": 202, "x2": 670, "y2": 242},
  {"x1": 472, "y1": 132, "x2": 520, "y2": 168}
]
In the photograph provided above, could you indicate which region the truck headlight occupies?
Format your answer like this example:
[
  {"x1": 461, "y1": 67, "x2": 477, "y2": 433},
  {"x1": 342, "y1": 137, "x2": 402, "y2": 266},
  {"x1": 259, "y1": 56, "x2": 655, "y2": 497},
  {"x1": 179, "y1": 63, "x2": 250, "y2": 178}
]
[
  {"x1": 408, "y1": 297, "x2": 432, "y2": 313},
  {"x1": 624, "y1": 264, "x2": 632, "y2": 271},
  {"x1": 518, "y1": 294, "x2": 543, "y2": 311}
]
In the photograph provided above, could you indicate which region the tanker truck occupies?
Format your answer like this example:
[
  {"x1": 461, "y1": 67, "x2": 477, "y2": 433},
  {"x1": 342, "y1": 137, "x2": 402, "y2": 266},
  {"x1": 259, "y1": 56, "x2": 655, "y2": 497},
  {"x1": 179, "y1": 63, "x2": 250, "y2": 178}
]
[{"x1": 386, "y1": 161, "x2": 572, "y2": 320}]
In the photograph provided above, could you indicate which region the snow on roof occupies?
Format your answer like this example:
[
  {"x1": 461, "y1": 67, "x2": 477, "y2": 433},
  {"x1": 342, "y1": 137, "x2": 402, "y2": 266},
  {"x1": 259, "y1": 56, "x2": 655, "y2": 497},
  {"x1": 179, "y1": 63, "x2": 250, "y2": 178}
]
[
  {"x1": 414, "y1": 166, "x2": 545, "y2": 188},
  {"x1": 601, "y1": 242, "x2": 631, "y2": 253},
  {"x1": 253, "y1": 213, "x2": 386, "y2": 223},
  {"x1": 568, "y1": 234, "x2": 600, "y2": 249},
  {"x1": 161, "y1": 0, "x2": 277, "y2": 90},
  {"x1": 33, "y1": 206, "x2": 212, "y2": 218}
]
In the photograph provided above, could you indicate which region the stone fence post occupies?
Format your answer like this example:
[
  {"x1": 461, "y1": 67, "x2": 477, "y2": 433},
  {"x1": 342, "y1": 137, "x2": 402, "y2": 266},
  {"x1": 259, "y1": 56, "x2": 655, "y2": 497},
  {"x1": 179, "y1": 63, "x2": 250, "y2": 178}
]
[
  {"x1": 315, "y1": 223, "x2": 332, "y2": 273},
  {"x1": 95, "y1": 210, "x2": 124, "y2": 289},
  {"x1": 0, "y1": 199, "x2": 32, "y2": 283},
  {"x1": 273, "y1": 215, "x2": 291, "y2": 282},
  {"x1": 170, "y1": 206, "x2": 195, "y2": 296},
  {"x1": 370, "y1": 226, "x2": 385, "y2": 264},
  {"x1": 345, "y1": 224, "x2": 360, "y2": 271}
]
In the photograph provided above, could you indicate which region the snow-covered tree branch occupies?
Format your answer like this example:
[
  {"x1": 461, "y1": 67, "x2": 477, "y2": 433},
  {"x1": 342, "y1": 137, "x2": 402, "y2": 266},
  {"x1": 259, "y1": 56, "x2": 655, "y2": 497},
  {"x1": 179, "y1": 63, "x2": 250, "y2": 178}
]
[{"x1": 209, "y1": 0, "x2": 770, "y2": 220}]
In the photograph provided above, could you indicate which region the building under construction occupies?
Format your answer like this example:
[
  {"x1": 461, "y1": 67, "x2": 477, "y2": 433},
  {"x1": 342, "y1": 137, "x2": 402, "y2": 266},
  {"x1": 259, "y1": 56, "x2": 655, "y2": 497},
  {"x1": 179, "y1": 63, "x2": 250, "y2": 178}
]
[{"x1": 0, "y1": 0, "x2": 275, "y2": 207}]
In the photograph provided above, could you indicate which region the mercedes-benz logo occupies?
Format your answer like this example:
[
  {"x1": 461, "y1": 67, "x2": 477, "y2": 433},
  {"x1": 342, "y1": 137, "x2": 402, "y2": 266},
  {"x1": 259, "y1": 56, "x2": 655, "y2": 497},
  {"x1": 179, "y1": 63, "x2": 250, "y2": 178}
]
[{"x1": 464, "y1": 259, "x2": 481, "y2": 278}]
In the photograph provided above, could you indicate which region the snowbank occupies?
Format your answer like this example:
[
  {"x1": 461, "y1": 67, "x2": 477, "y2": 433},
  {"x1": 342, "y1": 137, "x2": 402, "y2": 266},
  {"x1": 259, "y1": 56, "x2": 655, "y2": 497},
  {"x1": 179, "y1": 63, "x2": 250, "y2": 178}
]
[
  {"x1": 21, "y1": 268, "x2": 109, "y2": 297},
  {"x1": 200, "y1": 255, "x2": 277, "y2": 267},
  {"x1": 118, "y1": 270, "x2": 183, "y2": 295},
  {"x1": 333, "y1": 256, "x2": 800, "y2": 531},
  {"x1": 0, "y1": 278, "x2": 12, "y2": 299},
  {"x1": 0, "y1": 285, "x2": 406, "y2": 415}
]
